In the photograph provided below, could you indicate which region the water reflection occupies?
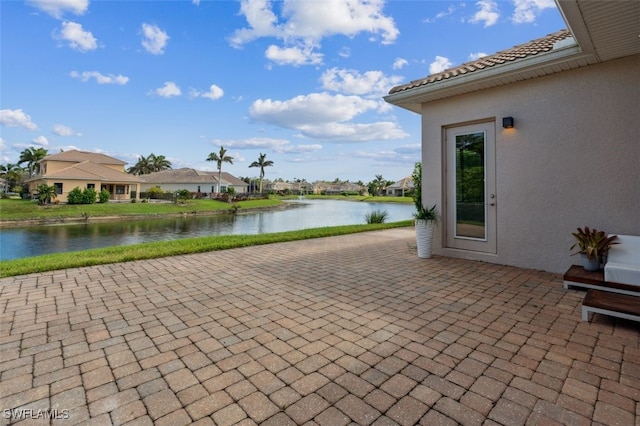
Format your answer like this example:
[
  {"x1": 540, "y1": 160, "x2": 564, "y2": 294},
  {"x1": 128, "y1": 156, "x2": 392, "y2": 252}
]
[{"x1": 1, "y1": 199, "x2": 413, "y2": 260}]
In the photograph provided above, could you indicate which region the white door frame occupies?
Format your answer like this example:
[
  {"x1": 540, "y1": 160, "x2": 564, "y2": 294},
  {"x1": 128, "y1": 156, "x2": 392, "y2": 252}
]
[{"x1": 444, "y1": 121, "x2": 497, "y2": 254}]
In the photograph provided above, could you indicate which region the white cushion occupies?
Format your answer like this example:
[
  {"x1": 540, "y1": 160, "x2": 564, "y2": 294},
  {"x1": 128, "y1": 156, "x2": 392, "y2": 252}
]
[{"x1": 605, "y1": 235, "x2": 640, "y2": 286}]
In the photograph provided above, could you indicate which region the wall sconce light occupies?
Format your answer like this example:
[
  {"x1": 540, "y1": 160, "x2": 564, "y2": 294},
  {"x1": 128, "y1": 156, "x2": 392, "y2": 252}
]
[{"x1": 502, "y1": 117, "x2": 514, "y2": 129}]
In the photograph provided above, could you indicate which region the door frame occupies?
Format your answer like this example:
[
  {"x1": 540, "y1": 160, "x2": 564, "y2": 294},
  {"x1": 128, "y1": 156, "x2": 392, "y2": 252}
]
[{"x1": 444, "y1": 120, "x2": 497, "y2": 254}]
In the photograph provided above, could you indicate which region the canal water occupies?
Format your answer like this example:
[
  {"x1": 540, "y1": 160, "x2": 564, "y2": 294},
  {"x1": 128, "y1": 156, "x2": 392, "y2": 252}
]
[{"x1": 0, "y1": 199, "x2": 414, "y2": 260}]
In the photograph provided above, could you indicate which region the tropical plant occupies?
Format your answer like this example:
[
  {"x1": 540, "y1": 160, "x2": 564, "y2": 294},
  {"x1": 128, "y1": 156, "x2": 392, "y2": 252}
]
[
  {"x1": 248, "y1": 152, "x2": 274, "y2": 194},
  {"x1": 412, "y1": 162, "x2": 438, "y2": 222},
  {"x1": 570, "y1": 226, "x2": 618, "y2": 261},
  {"x1": 206, "y1": 146, "x2": 233, "y2": 195},
  {"x1": 147, "y1": 186, "x2": 164, "y2": 199},
  {"x1": 36, "y1": 183, "x2": 57, "y2": 205},
  {"x1": 175, "y1": 189, "x2": 191, "y2": 204},
  {"x1": 18, "y1": 147, "x2": 48, "y2": 177},
  {"x1": 0, "y1": 163, "x2": 24, "y2": 191},
  {"x1": 127, "y1": 153, "x2": 172, "y2": 175},
  {"x1": 365, "y1": 209, "x2": 389, "y2": 224}
]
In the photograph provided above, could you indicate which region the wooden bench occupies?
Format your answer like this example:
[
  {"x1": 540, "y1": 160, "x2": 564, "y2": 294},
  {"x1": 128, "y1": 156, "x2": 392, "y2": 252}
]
[
  {"x1": 582, "y1": 289, "x2": 640, "y2": 322},
  {"x1": 563, "y1": 265, "x2": 640, "y2": 296}
]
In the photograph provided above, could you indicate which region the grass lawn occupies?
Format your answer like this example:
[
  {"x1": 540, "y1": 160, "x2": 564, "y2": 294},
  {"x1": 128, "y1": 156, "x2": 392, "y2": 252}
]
[
  {"x1": 0, "y1": 198, "x2": 283, "y2": 222},
  {"x1": 0, "y1": 221, "x2": 413, "y2": 278}
]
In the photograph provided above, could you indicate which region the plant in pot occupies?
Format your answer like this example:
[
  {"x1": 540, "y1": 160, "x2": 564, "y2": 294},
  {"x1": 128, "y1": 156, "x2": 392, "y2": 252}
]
[
  {"x1": 412, "y1": 162, "x2": 439, "y2": 258},
  {"x1": 570, "y1": 226, "x2": 618, "y2": 271}
]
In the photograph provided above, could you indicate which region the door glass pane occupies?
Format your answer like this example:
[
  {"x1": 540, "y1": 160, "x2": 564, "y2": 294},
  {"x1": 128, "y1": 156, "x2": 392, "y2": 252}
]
[{"x1": 455, "y1": 132, "x2": 486, "y2": 239}]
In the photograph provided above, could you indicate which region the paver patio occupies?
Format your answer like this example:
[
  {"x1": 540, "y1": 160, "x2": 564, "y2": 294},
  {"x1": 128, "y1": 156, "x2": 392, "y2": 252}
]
[{"x1": 0, "y1": 228, "x2": 638, "y2": 425}]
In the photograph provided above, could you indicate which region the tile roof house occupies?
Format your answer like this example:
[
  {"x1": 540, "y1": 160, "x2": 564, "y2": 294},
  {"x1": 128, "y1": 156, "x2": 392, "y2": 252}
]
[
  {"x1": 384, "y1": 0, "x2": 639, "y2": 273},
  {"x1": 386, "y1": 177, "x2": 413, "y2": 197},
  {"x1": 29, "y1": 150, "x2": 141, "y2": 202},
  {"x1": 140, "y1": 168, "x2": 248, "y2": 196}
]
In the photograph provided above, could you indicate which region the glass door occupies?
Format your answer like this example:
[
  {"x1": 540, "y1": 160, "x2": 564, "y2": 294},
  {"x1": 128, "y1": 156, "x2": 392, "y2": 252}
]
[{"x1": 446, "y1": 122, "x2": 496, "y2": 253}]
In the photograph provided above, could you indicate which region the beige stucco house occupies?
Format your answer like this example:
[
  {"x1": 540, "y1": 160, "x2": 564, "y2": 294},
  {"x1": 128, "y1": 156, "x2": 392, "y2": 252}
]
[
  {"x1": 140, "y1": 168, "x2": 248, "y2": 196},
  {"x1": 384, "y1": 1, "x2": 639, "y2": 273},
  {"x1": 29, "y1": 150, "x2": 141, "y2": 202},
  {"x1": 386, "y1": 177, "x2": 413, "y2": 197}
]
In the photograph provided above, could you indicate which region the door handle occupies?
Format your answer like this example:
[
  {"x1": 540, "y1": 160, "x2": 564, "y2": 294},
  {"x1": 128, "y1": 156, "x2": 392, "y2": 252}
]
[{"x1": 489, "y1": 194, "x2": 495, "y2": 206}]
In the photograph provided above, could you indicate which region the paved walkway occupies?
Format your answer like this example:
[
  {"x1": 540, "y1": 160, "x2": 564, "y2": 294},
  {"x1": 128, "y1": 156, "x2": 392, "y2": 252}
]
[{"x1": 1, "y1": 229, "x2": 638, "y2": 425}]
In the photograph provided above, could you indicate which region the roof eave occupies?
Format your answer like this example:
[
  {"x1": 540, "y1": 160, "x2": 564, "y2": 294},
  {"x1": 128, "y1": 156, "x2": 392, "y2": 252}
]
[{"x1": 384, "y1": 43, "x2": 590, "y2": 114}]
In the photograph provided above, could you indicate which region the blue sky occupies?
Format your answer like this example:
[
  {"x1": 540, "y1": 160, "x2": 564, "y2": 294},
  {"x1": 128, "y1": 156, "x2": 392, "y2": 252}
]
[{"x1": 1, "y1": 0, "x2": 565, "y2": 183}]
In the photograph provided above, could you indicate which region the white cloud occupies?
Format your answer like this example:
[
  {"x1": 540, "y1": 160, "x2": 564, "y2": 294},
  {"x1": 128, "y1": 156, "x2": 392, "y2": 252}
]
[
  {"x1": 470, "y1": 0, "x2": 500, "y2": 27},
  {"x1": 321, "y1": 68, "x2": 403, "y2": 97},
  {"x1": 249, "y1": 92, "x2": 407, "y2": 141},
  {"x1": 141, "y1": 23, "x2": 169, "y2": 55},
  {"x1": 70, "y1": 70, "x2": 129, "y2": 85},
  {"x1": 32, "y1": 136, "x2": 49, "y2": 147},
  {"x1": 265, "y1": 44, "x2": 323, "y2": 66},
  {"x1": 58, "y1": 21, "x2": 97, "y2": 51},
  {"x1": 429, "y1": 56, "x2": 453, "y2": 74},
  {"x1": 424, "y1": 5, "x2": 458, "y2": 23},
  {"x1": 0, "y1": 109, "x2": 38, "y2": 130},
  {"x1": 191, "y1": 84, "x2": 224, "y2": 100},
  {"x1": 53, "y1": 124, "x2": 81, "y2": 136},
  {"x1": 393, "y1": 58, "x2": 408, "y2": 70},
  {"x1": 229, "y1": 0, "x2": 399, "y2": 66},
  {"x1": 27, "y1": 0, "x2": 89, "y2": 19},
  {"x1": 511, "y1": 0, "x2": 556, "y2": 24},
  {"x1": 220, "y1": 137, "x2": 322, "y2": 154},
  {"x1": 151, "y1": 82, "x2": 182, "y2": 98},
  {"x1": 192, "y1": 0, "x2": 200, "y2": 5},
  {"x1": 468, "y1": 52, "x2": 488, "y2": 61}
]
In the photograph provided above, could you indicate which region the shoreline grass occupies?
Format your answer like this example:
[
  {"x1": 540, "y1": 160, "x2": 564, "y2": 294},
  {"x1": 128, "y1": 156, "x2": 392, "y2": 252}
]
[
  {"x1": 0, "y1": 198, "x2": 283, "y2": 224},
  {"x1": 0, "y1": 221, "x2": 412, "y2": 278}
]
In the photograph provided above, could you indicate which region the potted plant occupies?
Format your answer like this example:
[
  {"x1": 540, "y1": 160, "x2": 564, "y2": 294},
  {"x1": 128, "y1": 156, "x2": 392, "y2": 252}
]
[
  {"x1": 412, "y1": 162, "x2": 439, "y2": 258},
  {"x1": 570, "y1": 226, "x2": 618, "y2": 271}
]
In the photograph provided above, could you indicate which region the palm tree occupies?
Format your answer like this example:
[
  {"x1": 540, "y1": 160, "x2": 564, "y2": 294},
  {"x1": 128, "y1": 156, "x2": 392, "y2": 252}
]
[
  {"x1": 18, "y1": 147, "x2": 48, "y2": 177},
  {"x1": 374, "y1": 174, "x2": 386, "y2": 196},
  {"x1": 127, "y1": 153, "x2": 172, "y2": 175},
  {"x1": 248, "y1": 153, "x2": 274, "y2": 194},
  {"x1": 149, "y1": 154, "x2": 172, "y2": 172},
  {"x1": 36, "y1": 183, "x2": 57, "y2": 205},
  {"x1": 206, "y1": 146, "x2": 233, "y2": 195},
  {"x1": 0, "y1": 163, "x2": 24, "y2": 191}
]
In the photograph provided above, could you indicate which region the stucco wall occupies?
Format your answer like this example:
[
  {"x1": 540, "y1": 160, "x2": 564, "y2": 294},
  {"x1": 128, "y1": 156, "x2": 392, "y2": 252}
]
[{"x1": 421, "y1": 54, "x2": 639, "y2": 273}]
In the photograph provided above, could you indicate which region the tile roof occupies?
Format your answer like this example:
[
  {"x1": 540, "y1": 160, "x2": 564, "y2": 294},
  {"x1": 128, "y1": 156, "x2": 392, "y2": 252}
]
[
  {"x1": 42, "y1": 149, "x2": 127, "y2": 165},
  {"x1": 42, "y1": 161, "x2": 141, "y2": 182},
  {"x1": 389, "y1": 29, "x2": 573, "y2": 95},
  {"x1": 141, "y1": 168, "x2": 218, "y2": 184},
  {"x1": 141, "y1": 168, "x2": 247, "y2": 186}
]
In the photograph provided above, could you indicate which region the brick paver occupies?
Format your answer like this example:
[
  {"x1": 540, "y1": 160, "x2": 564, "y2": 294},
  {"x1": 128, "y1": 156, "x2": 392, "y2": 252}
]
[{"x1": 1, "y1": 228, "x2": 638, "y2": 424}]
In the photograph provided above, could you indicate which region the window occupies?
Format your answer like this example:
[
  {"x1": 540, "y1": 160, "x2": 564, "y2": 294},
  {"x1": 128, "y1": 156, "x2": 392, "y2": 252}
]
[
  {"x1": 116, "y1": 185, "x2": 125, "y2": 194},
  {"x1": 54, "y1": 183, "x2": 63, "y2": 194},
  {"x1": 197, "y1": 185, "x2": 201, "y2": 192},
  {"x1": 87, "y1": 183, "x2": 95, "y2": 189}
]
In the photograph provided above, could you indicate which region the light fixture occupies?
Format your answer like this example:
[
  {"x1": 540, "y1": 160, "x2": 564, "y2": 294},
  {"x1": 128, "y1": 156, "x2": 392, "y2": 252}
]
[{"x1": 502, "y1": 117, "x2": 514, "y2": 129}]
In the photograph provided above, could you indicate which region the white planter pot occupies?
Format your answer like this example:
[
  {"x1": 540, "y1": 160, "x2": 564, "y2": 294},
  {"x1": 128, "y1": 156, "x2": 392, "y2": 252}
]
[{"x1": 415, "y1": 219, "x2": 434, "y2": 258}]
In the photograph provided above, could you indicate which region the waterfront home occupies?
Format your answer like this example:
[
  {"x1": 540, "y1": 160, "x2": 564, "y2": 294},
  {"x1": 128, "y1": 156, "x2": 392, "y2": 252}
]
[
  {"x1": 140, "y1": 168, "x2": 248, "y2": 197},
  {"x1": 28, "y1": 150, "x2": 141, "y2": 202},
  {"x1": 386, "y1": 177, "x2": 413, "y2": 197},
  {"x1": 384, "y1": 1, "x2": 639, "y2": 273}
]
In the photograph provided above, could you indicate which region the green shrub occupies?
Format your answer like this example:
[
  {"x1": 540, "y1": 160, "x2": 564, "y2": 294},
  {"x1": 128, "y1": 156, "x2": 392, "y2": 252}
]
[
  {"x1": 365, "y1": 209, "x2": 389, "y2": 224},
  {"x1": 147, "y1": 186, "x2": 163, "y2": 199},
  {"x1": 83, "y1": 188, "x2": 97, "y2": 204},
  {"x1": 98, "y1": 189, "x2": 110, "y2": 203},
  {"x1": 175, "y1": 189, "x2": 191, "y2": 204},
  {"x1": 67, "y1": 187, "x2": 84, "y2": 204}
]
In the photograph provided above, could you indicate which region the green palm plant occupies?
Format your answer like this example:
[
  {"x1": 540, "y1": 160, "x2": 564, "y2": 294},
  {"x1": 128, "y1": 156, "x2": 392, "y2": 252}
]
[
  {"x1": 411, "y1": 162, "x2": 438, "y2": 222},
  {"x1": 248, "y1": 153, "x2": 274, "y2": 194},
  {"x1": 18, "y1": 147, "x2": 48, "y2": 177},
  {"x1": 570, "y1": 226, "x2": 618, "y2": 261},
  {"x1": 36, "y1": 183, "x2": 57, "y2": 205},
  {"x1": 206, "y1": 146, "x2": 233, "y2": 195}
]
